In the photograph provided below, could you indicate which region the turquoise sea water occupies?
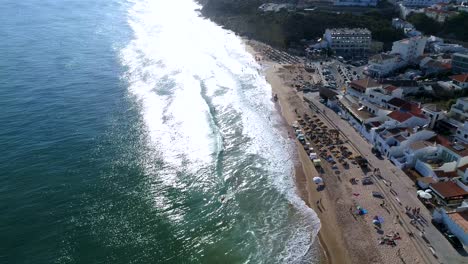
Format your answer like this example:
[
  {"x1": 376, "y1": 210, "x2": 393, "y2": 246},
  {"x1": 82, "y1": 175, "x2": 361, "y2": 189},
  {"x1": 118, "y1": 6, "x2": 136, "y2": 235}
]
[{"x1": 0, "y1": 0, "x2": 320, "y2": 263}]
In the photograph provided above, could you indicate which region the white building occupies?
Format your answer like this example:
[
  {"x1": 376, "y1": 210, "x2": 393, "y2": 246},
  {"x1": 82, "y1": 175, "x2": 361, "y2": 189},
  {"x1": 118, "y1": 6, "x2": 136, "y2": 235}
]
[
  {"x1": 433, "y1": 43, "x2": 466, "y2": 53},
  {"x1": 391, "y1": 36, "x2": 427, "y2": 63},
  {"x1": 392, "y1": 18, "x2": 415, "y2": 30},
  {"x1": 346, "y1": 78, "x2": 381, "y2": 100},
  {"x1": 433, "y1": 203, "x2": 468, "y2": 246},
  {"x1": 402, "y1": 0, "x2": 450, "y2": 7},
  {"x1": 334, "y1": 0, "x2": 378, "y2": 6},
  {"x1": 452, "y1": 53, "x2": 468, "y2": 74},
  {"x1": 422, "y1": 104, "x2": 445, "y2": 129},
  {"x1": 324, "y1": 28, "x2": 371, "y2": 57},
  {"x1": 456, "y1": 122, "x2": 468, "y2": 143},
  {"x1": 449, "y1": 97, "x2": 468, "y2": 123},
  {"x1": 367, "y1": 53, "x2": 405, "y2": 77},
  {"x1": 373, "y1": 126, "x2": 435, "y2": 159},
  {"x1": 450, "y1": 74, "x2": 468, "y2": 89},
  {"x1": 387, "y1": 110, "x2": 430, "y2": 128}
]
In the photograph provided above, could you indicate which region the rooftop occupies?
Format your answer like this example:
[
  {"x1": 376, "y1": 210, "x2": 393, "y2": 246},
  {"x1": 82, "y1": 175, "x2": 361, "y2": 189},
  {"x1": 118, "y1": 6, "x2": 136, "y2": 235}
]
[
  {"x1": 394, "y1": 134, "x2": 407, "y2": 142},
  {"x1": 349, "y1": 78, "x2": 380, "y2": 92},
  {"x1": 434, "y1": 170, "x2": 459, "y2": 179},
  {"x1": 423, "y1": 104, "x2": 443, "y2": 112},
  {"x1": 387, "y1": 97, "x2": 407, "y2": 108},
  {"x1": 450, "y1": 74, "x2": 468, "y2": 83},
  {"x1": 454, "y1": 53, "x2": 468, "y2": 58},
  {"x1": 326, "y1": 28, "x2": 371, "y2": 35},
  {"x1": 370, "y1": 53, "x2": 398, "y2": 63},
  {"x1": 447, "y1": 211, "x2": 468, "y2": 234},
  {"x1": 384, "y1": 85, "x2": 399, "y2": 93},
  {"x1": 388, "y1": 111, "x2": 413, "y2": 122},
  {"x1": 430, "y1": 181, "x2": 468, "y2": 199},
  {"x1": 410, "y1": 141, "x2": 434, "y2": 150},
  {"x1": 440, "y1": 141, "x2": 468, "y2": 157}
]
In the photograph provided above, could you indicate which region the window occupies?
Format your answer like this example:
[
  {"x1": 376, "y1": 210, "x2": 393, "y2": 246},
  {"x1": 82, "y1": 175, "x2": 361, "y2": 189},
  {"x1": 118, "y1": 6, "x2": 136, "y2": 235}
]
[{"x1": 465, "y1": 134, "x2": 467, "y2": 139}]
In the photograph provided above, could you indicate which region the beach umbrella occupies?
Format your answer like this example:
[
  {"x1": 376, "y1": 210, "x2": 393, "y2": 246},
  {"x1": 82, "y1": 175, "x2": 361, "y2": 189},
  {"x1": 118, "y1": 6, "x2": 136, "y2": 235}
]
[
  {"x1": 417, "y1": 191, "x2": 432, "y2": 199},
  {"x1": 313, "y1": 177, "x2": 323, "y2": 184}
]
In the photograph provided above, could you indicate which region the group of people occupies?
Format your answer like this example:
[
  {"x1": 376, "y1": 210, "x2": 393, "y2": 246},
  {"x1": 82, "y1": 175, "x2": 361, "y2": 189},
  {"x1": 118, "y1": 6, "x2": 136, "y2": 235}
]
[{"x1": 405, "y1": 206, "x2": 421, "y2": 217}]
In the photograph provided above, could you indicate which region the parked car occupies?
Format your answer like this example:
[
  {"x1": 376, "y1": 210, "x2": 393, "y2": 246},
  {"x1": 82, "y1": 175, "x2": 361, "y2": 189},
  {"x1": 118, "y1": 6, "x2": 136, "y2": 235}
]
[
  {"x1": 443, "y1": 232, "x2": 464, "y2": 249},
  {"x1": 362, "y1": 177, "x2": 373, "y2": 185},
  {"x1": 372, "y1": 191, "x2": 384, "y2": 199}
]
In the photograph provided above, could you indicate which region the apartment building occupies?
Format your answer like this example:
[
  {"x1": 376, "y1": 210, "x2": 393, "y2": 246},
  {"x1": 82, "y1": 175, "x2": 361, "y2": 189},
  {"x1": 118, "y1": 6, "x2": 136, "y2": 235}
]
[
  {"x1": 324, "y1": 28, "x2": 371, "y2": 57},
  {"x1": 391, "y1": 36, "x2": 427, "y2": 63},
  {"x1": 334, "y1": 0, "x2": 378, "y2": 6},
  {"x1": 452, "y1": 53, "x2": 468, "y2": 74},
  {"x1": 402, "y1": 0, "x2": 450, "y2": 7}
]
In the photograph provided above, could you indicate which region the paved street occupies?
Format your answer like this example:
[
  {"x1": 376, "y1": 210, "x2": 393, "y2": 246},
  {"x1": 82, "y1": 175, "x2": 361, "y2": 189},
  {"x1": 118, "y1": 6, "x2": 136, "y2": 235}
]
[{"x1": 303, "y1": 92, "x2": 467, "y2": 264}]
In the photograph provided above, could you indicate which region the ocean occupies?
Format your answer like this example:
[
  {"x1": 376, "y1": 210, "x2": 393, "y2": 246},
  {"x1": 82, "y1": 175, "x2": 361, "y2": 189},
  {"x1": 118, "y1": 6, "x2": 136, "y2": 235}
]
[{"x1": 0, "y1": 0, "x2": 320, "y2": 263}]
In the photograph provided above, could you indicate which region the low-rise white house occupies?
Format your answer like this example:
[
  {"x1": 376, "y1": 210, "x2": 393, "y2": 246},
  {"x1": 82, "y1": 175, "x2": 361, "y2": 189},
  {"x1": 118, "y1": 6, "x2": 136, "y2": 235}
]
[
  {"x1": 366, "y1": 36, "x2": 427, "y2": 77},
  {"x1": 346, "y1": 78, "x2": 381, "y2": 100},
  {"x1": 373, "y1": 126, "x2": 435, "y2": 159},
  {"x1": 422, "y1": 104, "x2": 445, "y2": 129},
  {"x1": 419, "y1": 57, "x2": 452, "y2": 75},
  {"x1": 433, "y1": 203, "x2": 468, "y2": 245},
  {"x1": 367, "y1": 53, "x2": 405, "y2": 77},
  {"x1": 392, "y1": 18, "x2": 414, "y2": 30},
  {"x1": 455, "y1": 122, "x2": 468, "y2": 143},
  {"x1": 433, "y1": 43, "x2": 466, "y2": 54},
  {"x1": 449, "y1": 97, "x2": 468, "y2": 123},
  {"x1": 450, "y1": 74, "x2": 468, "y2": 89},
  {"x1": 387, "y1": 110, "x2": 430, "y2": 128}
]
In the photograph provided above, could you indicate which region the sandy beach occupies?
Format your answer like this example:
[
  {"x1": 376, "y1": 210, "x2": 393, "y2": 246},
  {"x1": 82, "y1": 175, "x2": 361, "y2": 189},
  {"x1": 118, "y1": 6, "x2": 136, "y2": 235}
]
[
  {"x1": 244, "y1": 41, "x2": 350, "y2": 264},
  {"x1": 245, "y1": 39, "x2": 436, "y2": 264}
]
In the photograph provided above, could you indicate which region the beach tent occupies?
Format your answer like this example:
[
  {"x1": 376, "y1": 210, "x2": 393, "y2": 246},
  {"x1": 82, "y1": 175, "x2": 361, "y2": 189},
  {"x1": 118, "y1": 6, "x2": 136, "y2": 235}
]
[
  {"x1": 313, "y1": 177, "x2": 323, "y2": 184},
  {"x1": 417, "y1": 190, "x2": 432, "y2": 199},
  {"x1": 356, "y1": 206, "x2": 368, "y2": 215}
]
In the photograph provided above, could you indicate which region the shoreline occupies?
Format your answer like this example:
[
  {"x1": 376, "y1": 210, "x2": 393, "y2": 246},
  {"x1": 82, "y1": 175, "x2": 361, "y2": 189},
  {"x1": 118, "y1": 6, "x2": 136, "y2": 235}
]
[
  {"x1": 244, "y1": 41, "x2": 350, "y2": 264},
  {"x1": 245, "y1": 38, "x2": 439, "y2": 264}
]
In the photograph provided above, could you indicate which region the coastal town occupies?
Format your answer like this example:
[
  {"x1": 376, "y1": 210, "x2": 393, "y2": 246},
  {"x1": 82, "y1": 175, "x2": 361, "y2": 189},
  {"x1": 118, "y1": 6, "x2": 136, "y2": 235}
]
[{"x1": 243, "y1": 0, "x2": 468, "y2": 263}]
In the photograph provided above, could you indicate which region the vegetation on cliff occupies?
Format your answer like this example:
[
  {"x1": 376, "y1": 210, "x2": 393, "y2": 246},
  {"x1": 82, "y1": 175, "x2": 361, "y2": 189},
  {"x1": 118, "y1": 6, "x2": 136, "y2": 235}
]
[
  {"x1": 407, "y1": 12, "x2": 468, "y2": 42},
  {"x1": 200, "y1": 0, "x2": 404, "y2": 51}
]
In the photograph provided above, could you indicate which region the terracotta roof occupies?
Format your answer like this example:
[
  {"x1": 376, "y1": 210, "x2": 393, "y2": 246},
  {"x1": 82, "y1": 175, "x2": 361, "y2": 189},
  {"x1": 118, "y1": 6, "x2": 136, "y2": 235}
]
[
  {"x1": 458, "y1": 163, "x2": 468, "y2": 172},
  {"x1": 439, "y1": 141, "x2": 468, "y2": 157},
  {"x1": 370, "y1": 53, "x2": 397, "y2": 63},
  {"x1": 434, "y1": 170, "x2": 459, "y2": 179},
  {"x1": 401, "y1": 102, "x2": 422, "y2": 114},
  {"x1": 384, "y1": 85, "x2": 399, "y2": 93},
  {"x1": 434, "y1": 135, "x2": 451, "y2": 146},
  {"x1": 350, "y1": 78, "x2": 380, "y2": 92},
  {"x1": 450, "y1": 74, "x2": 468, "y2": 83},
  {"x1": 447, "y1": 211, "x2": 468, "y2": 233},
  {"x1": 410, "y1": 141, "x2": 433, "y2": 150},
  {"x1": 430, "y1": 181, "x2": 468, "y2": 199},
  {"x1": 387, "y1": 97, "x2": 407, "y2": 108},
  {"x1": 387, "y1": 111, "x2": 413, "y2": 122},
  {"x1": 371, "y1": 121, "x2": 382, "y2": 127},
  {"x1": 418, "y1": 177, "x2": 436, "y2": 184},
  {"x1": 395, "y1": 134, "x2": 407, "y2": 142}
]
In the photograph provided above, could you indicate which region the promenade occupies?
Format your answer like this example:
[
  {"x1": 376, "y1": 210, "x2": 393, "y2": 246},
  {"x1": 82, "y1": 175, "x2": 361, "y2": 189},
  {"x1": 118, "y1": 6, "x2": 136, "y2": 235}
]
[{"x1": 304, "y1": 91, "x2": 466, "y2": 264}]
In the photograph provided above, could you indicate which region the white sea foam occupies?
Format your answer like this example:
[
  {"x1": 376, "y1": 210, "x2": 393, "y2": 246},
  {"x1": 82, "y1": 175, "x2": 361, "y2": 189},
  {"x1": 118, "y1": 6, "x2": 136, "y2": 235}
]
[{"x1": 121, "y1": 0, "x2": 321, "y2": 262}]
